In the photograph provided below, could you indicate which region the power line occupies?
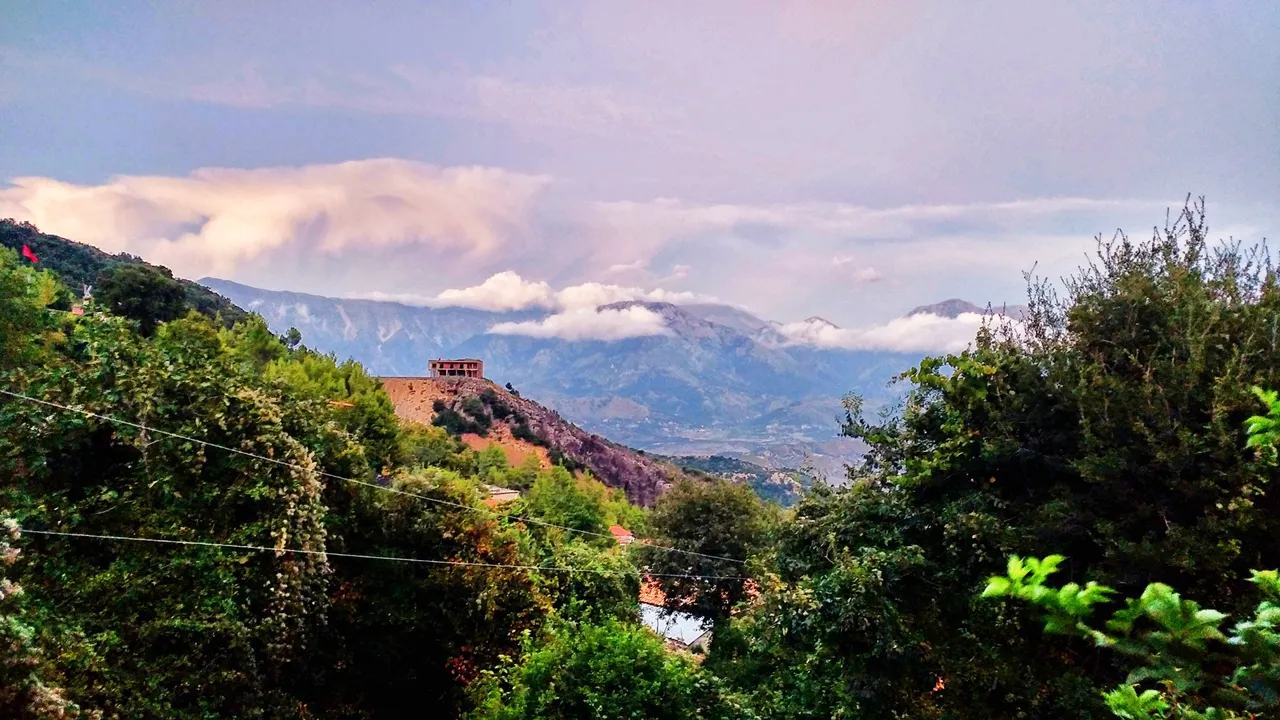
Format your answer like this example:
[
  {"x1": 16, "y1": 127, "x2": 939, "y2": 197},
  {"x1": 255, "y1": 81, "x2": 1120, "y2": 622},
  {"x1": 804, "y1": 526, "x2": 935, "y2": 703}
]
[
  {"x1": 0, "y1": 389, "x2": 747, "y2": 566},
  {"x1": 16, "y1": 527, "x2": 746, "y2": 580}
]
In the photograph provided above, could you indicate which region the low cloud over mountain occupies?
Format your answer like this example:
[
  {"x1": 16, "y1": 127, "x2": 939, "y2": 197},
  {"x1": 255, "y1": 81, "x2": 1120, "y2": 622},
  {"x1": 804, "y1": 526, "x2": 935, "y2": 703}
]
[
  {"x1": 0, "y1": 157, "x2": 1213, "y2": 329},
  {"x1": 488, "y1": 305, "x2": 672, "y2": 341}
]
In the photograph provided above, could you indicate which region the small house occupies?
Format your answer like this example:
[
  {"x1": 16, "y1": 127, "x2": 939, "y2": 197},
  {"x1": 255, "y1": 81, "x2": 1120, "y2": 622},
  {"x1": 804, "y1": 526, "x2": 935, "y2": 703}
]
[
  {"x1": 609, "y1": 525, "x2": 635, "y2": 545},
  {"x1": 483, "y1": 484, "x2": 520, "y2": 509},
  {"x1": 637, "y1": 577, "x2": 712, "y2": 653},
  {"x1": 429, "y1": 358, "x2": 484, "y2": 379}
]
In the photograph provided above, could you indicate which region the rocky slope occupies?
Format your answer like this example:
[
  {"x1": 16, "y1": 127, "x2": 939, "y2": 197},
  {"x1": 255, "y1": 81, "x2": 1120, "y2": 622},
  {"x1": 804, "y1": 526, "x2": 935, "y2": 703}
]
[{"x1": 381, "y1": 376, "x2": 680, "y2": 506}]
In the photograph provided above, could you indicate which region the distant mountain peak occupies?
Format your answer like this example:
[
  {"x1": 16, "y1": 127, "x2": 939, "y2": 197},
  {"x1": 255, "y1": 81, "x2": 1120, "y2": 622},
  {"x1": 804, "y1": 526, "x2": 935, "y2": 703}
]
[
  {"x1": 801, "y1": 316, "x2": 839, "y2": 328},
  {"x1": 598, "y1": 299, "x2": 681, "y2": 313},
  {"x1": 907, "y1": 298, "x2": 1027, "y2": 320},
  {"x1": 907, "y1": 299, "x2": 983, "y2": 318}
]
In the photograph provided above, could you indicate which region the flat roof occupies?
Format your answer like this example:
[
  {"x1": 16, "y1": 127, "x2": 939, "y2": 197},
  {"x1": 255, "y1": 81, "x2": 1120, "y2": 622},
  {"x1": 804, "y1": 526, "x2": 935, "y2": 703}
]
[{"x1": 639, "y1": 604, "x2": 709, "y2": 645}]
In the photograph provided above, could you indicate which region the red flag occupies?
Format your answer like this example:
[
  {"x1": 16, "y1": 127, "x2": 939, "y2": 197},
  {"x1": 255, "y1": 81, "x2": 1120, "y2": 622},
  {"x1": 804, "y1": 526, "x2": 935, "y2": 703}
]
[{"x1": 21, "y1": 245, "x2": 37, "y2": 263}]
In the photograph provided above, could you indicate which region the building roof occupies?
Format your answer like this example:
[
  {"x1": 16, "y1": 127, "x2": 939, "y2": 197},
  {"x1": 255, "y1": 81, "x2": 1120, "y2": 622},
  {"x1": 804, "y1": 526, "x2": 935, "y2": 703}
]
[
  {"x1": 608, "y1": 525, "x2": 634, "y2": 539},
  {"x1": 639, "y1": 604, "x2": 710, "y2": 647}
]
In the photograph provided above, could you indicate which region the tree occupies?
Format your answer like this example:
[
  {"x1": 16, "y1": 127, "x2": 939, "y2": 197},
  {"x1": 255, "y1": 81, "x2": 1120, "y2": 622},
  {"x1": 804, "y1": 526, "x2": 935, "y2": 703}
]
[
  {"x1": 1, "y1": 313, "x2": 333, "y2": 718},
  {"x1": 524, "y1": 466, "x2": 610, "y2": 537},
  {"x1": 641, "y1": 477, "x2": 775, "y2": 627},
  {"x1": 0, "y1": 519, "x2": 81, "y2": 719},
  {"x1": 398, "y1": 422, "x2": 472, "y2": 472},
  {"x1": 93, "y1": 263, "x2": 186, "y2": 335},
  {"x1": 469, "y1": 619, "x2": 752, "y2": 720},
  {"x1": 977, "y1": 387, "x2": 1280, "y2": 719},
  {"x1": 0, "y1": 248, "x2": 67, "y2": 375},
  {"x1": 280, "y1": 327, "x2": 302, "y2": 350},
  {"x1": 477, "y1": 444, "x2": 511, "y2": 481}
]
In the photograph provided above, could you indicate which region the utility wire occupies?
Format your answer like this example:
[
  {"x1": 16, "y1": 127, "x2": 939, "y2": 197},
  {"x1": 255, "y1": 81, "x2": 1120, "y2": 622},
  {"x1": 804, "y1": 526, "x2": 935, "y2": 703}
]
[
  {"x1": 0, "y1": 389, "x2": 747, "y2": 566},
  {"x1": 16, "y1": 528, "x2": 745, "y2": 580}
]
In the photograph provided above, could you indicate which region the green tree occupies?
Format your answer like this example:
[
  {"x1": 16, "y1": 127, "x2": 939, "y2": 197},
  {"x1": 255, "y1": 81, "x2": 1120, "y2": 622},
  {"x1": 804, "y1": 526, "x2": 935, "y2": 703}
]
[
  {"x1": 0, "y1": 519, "x2": 82, "y2": 719},
  {"x1": 641, "y1": 477, "x2": 775, "y2": 627},
  {"x1": 976, "y1": 387, "x2": 1280, "y2": 719},
  {"x1": 398, "y1": 422, "x2": 473, "y2": 472},
  {"x1": 524, "y1": 466, "x2": 610, "y2": 537},
  {"x1": 469, "y1": 618, "x2": 752, "y2": 720},
  {"x1": 295, "y1": 471, "x2": 549, "y2": 717},
  {"x1": 1, "y1": 313, "x2": 333, "y2": 719},
  {"x1": 477, "y1": 444, "x2": 511, "y2": 481},
  {"x1": 279, "y1": 327, "x2": 302, "y2": 351},
  {"x1": 0, "y1": 249, "x2": 67, "y2": 375},
  {"x1": 93, "y1": 263, "x2": 187, "y2": 335}
]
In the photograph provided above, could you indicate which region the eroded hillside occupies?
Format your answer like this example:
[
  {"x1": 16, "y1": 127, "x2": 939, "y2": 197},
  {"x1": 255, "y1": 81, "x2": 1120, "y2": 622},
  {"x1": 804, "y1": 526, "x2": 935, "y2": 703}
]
[{"x1": 381, "y1": 376, "x2": 680, "y2": 506}]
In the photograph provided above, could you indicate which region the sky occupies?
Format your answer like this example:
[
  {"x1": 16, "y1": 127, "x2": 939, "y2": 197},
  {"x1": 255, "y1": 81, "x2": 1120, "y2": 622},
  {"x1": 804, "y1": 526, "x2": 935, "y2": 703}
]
[{"x1": 1, "y1": 1, "x2": 1277, "y2": 347}]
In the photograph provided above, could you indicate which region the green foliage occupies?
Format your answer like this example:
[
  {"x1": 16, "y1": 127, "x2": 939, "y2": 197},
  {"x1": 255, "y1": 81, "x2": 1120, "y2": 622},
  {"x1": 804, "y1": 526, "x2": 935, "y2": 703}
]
[
  {"x1": 398, "y1": 422, "x2": 475, "y2": 473},
  {"x1": 93, "y1": 263, "x2": 187, "y2": 335},
  {"x1": 524, "y1": 466, "x2": 610, "y2": 537},
  {"x1": 0, "y1": 248, "x2": 69, "y2": 376},
  {"x1": 2, "y1": 312, "x2": 334, "y2": 718},
  {"x1": 476, "y1": 443, "x2": 510, "y2": 478},
  {"x1": 298, "y1": 471, "x2": 549, "y2": 717},
  {"x1": 469, "y1": 618, "x2": 751, "y2": 720},
  {"x1": 0, "y1": 519, "x2": 82, "y2": 719},
  {"x1": 983, "y1": 555, "x2": 1280, "y2": 719},
  {"x1": 641, "y1": 477, "x2": 775, "y2": 627},
  {"x1": 1243, "y1": 385, "x2": 1280, "y2": 464},
  {"x1": 528, "y1": 540, "x2": 639, "y2": 623},
  {"x1": 510, "y1": 420, "x2": 544, "y2": 446},
  {"x1": 547, "y1": 447, "x2": 585, "y2": 473},
  {"x1": 433, "y1": 397, "x2": 493, "y2": 436}
]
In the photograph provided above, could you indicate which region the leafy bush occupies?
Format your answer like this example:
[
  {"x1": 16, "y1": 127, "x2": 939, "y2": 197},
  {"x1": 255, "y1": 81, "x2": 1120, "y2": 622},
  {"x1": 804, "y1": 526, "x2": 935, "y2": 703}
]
[
  {"x1": 983, "y1": 555, "x2": 1280, "y2": 719},
  {"x1": 469, "y1": 619, "x2": 751, "y2": 720}
]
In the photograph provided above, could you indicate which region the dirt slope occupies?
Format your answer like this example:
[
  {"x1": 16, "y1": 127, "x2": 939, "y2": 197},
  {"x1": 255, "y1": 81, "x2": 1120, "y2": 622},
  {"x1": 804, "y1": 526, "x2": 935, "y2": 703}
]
[{"x1": 380, "y1": 377, "x2": 679, "y2": 506}]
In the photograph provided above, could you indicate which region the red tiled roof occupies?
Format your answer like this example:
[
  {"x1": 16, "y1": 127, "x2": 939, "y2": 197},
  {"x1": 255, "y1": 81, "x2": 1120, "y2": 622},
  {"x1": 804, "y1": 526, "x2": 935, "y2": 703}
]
[{"x1": 609, "y1": 525, "x2": 633, "y2": 539}]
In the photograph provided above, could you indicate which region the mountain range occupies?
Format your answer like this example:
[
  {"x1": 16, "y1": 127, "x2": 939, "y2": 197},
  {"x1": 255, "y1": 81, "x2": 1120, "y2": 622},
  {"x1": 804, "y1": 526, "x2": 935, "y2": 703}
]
[
  {"x1": 1, "y1": 218, "x2": 1007, "y2": 480},
  {"x1": 201, "y1": 278, "x2": 942, "y2": 479}
]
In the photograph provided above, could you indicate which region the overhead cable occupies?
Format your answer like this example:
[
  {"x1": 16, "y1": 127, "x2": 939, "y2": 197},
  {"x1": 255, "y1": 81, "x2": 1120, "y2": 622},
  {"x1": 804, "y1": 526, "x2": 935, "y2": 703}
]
[{"x1": 0, "y1": 389, "x2": 747, "y2": 566}]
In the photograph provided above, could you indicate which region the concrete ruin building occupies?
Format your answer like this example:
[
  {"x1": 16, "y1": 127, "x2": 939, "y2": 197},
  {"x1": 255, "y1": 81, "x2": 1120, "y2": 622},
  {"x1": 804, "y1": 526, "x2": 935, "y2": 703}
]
[{"x1": 429, "y1": 358, "x2": 484, "y2": 379}]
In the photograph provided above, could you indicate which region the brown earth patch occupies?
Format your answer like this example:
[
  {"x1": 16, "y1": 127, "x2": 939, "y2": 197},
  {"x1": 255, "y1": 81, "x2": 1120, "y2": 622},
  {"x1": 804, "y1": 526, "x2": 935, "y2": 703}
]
[{"x1": 382, "y1": 377, "x2": 549, "y2": 470}]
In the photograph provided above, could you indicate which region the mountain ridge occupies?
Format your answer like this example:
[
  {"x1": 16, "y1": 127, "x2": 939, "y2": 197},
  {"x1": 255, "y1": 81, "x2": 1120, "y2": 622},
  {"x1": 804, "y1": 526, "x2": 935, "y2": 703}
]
[{"x1": 201, "y1": 276, "x2": 929, "y2": 479}]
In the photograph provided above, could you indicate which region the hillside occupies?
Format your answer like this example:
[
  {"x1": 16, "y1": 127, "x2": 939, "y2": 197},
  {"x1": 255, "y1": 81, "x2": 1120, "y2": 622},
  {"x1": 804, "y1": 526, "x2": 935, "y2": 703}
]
[
  {"x1": 1, "y1": 219, "x2": 246, "y2": 325},
  {"x1": 381, "y1": 376, "x2": 681, "y2": 506}
]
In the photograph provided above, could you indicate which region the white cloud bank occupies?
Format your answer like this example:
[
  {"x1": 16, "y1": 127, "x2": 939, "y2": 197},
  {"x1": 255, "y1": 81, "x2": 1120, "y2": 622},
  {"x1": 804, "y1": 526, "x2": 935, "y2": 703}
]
[
  {"x1": 0, "y1": 159, "x2": 550, "y2": 278},
  {"x1": 778, "y1": 312, "x2": 1001, "y2": 353},
  {"x1": 0, "y1": 157, "x2": 1197, "y2": 330},
  {"x1": 350, "y1": 270, "x2": 713, "y2": 313},
  {"x1": 488, "y1": 305, "x2": 671, "y2": 341}
]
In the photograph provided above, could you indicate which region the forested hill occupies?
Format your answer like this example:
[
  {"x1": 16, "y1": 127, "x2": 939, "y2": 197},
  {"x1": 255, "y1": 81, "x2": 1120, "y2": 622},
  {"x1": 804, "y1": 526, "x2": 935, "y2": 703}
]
[{"x1": 0, "y1": 218, "x2": 246, "y2": 325}]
